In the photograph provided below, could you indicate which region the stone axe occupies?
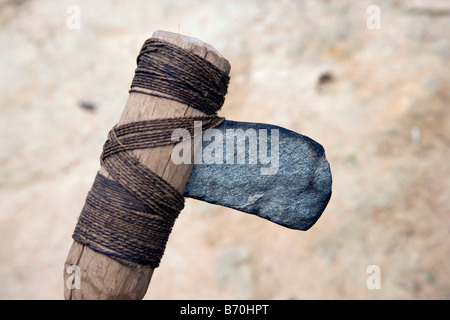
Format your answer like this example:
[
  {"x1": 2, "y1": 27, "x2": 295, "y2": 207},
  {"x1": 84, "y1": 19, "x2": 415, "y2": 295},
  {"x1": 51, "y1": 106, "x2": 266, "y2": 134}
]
[{"x1": 63, "y1": 30, "x2": 332, "y2": 300}]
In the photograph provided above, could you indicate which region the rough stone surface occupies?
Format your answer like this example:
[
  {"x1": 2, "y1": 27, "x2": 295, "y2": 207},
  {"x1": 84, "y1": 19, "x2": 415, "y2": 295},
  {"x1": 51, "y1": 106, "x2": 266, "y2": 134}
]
[{"x1": 184, "y1": 120, "x2": 332, "y2": 231}]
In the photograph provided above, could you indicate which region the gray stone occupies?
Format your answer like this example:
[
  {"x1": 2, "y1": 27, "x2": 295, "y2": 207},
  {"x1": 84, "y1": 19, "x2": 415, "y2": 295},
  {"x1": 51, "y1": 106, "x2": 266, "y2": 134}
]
[{"x1": 184, "y1": 120, "x2": 332, "y2": 231}]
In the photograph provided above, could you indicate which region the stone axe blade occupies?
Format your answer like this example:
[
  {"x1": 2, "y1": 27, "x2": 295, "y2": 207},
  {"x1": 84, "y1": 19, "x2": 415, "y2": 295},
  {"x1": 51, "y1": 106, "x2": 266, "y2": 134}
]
[{"x1": 183, "y1": 120, "x2": 332, "y2": 231}]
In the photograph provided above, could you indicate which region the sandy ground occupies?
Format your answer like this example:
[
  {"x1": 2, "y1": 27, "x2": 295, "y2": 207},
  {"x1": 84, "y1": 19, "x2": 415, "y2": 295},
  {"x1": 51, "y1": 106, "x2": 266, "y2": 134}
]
[{"x1": 0, "y1": 0, "x2": 449, "y2": 299}]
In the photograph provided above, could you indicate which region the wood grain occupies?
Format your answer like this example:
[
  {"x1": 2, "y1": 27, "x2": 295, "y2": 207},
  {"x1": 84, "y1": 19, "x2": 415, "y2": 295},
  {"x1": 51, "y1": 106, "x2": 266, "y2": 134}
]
[{"x1": 64, "y1": 30, "x2": 230, "y2": 300}]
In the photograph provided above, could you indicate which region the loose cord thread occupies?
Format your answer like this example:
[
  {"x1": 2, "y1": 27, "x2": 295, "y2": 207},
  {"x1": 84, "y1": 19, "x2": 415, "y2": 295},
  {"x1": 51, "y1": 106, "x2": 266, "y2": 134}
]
[{"x1": 72, "y1": 38, "x2": 229, "y2": 268}]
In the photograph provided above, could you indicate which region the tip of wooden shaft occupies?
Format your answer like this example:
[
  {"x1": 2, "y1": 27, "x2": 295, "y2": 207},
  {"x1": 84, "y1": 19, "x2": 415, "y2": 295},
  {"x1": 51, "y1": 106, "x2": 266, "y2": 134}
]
[{"x1": 152, "y1": 30, "x2": 231, "y2": 74}]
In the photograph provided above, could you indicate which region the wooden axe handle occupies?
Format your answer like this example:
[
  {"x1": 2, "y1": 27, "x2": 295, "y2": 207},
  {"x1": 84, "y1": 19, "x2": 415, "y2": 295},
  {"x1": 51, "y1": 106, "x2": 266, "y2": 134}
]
[{"x1": 63, "y1": 30, "x2": 230, "y2": 300}]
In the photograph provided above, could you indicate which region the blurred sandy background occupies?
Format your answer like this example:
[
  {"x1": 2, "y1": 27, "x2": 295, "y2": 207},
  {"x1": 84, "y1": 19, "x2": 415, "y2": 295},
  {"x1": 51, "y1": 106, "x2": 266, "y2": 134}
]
[{"x1": 0, "y1": 0, "x2": 449, "y2": 299}]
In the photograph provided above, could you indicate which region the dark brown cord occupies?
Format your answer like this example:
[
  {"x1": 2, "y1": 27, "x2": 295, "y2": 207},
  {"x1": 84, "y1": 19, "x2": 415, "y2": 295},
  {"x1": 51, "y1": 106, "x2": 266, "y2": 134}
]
[
  {"x1": 130, "y1": 38, "x2": 229, "y2": 115},
  {"x1": 72, "y1": 38, "x2": 229, "y2": 268}
]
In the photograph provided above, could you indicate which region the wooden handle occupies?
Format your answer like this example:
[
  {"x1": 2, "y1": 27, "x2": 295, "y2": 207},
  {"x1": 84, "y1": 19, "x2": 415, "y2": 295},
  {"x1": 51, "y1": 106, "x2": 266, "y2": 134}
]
[{"x1": 64, "y1": 30, "x2": 230, "y2": 300}]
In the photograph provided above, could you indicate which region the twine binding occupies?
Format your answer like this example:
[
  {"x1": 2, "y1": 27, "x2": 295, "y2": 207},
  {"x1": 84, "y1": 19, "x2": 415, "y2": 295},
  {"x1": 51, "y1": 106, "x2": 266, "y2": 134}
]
[{"x1": 72, "y1": 38, "x2": 229, "y2": 268}]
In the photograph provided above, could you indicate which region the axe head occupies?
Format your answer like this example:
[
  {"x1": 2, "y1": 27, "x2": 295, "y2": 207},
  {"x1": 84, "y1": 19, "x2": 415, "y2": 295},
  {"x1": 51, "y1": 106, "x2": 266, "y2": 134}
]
[{"x1": 184, "y1": 120, "x2": 332, "y2": 231}]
